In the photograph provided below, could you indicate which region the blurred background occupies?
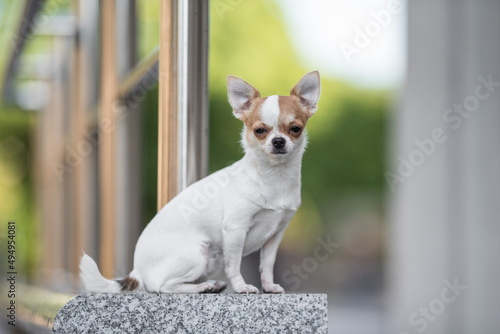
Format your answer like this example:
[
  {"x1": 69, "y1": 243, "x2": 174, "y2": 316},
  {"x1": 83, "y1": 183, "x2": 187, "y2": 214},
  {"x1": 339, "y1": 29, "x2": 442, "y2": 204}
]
[{"x1": 1, "y1": 0, "x2": 499, "y2": 333}]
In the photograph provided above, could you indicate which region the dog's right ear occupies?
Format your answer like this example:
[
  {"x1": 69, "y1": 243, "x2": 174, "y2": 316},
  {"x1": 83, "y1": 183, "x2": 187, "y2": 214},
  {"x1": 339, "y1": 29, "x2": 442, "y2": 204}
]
[{"x1": 227, "y1": 76, "x2": 260, "y2": 120}]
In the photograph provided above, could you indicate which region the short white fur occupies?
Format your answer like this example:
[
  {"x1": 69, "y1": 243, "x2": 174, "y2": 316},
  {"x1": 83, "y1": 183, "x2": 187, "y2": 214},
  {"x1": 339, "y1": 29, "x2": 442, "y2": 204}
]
[
  {"x1": 260, "y1": 95, "x2": 280, "y2": 127},
  {"x1": 80, "y1": 71, "x2": 321, "y2": 295}
]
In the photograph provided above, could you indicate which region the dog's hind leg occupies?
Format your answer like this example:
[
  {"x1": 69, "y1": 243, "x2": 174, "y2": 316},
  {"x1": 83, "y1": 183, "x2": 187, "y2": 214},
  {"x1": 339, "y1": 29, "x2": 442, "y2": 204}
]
[
  {"x1": 160, "y1": 280, "x2": 227, "y2": 293},
  {"x1": 206, "y1": 280, "x2": 227, "y2": 293},
  {"x1": 160, "y1": 281, "x2": 216, "y2": 293}
]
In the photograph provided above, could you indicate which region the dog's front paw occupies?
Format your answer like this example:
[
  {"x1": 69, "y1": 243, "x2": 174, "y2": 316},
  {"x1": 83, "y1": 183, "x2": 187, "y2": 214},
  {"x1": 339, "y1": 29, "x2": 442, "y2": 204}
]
[
  {"x1": 263, "y1": 283, "x2": 285, "y2": 294},
  {"x1": 234, "y1": 284, "x2": 259, "y2": 294}
]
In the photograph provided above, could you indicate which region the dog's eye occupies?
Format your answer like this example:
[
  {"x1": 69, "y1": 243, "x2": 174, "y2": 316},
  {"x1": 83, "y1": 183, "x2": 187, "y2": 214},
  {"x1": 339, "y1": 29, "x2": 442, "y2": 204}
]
[
  {"x1": 254, "y1": 128, "x2": 267, "y2": 134},
  {"x1": 290, "y1": 126, "x2": 302, "y2": 133}
]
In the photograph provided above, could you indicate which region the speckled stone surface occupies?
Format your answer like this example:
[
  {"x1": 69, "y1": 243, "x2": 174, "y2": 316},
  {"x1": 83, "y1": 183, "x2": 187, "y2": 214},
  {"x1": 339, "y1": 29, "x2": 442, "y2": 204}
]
[{"x1": 52, "y1": 293, "x2": 327, "y2": 333}]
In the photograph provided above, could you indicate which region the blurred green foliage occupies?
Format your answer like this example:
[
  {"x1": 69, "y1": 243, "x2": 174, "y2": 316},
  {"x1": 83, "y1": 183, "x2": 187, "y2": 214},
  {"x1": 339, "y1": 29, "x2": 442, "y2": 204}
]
[
  {"x1": 136, "y1": 0, "x2": 160, "y2": 59},
  {"x1": 0, "y1": 109, "x2": 37, "y2": 279},
  {"x1": 0, "y1": 0, "x2": 72, "y2": 281},
  {"x1": 141, "y1": 86, "x2": 159, "y2": 223}
]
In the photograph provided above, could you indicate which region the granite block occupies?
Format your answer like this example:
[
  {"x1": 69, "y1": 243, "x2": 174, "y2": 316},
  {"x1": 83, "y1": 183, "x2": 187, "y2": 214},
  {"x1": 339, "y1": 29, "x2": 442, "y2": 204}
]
[{"x1": 53, "y1": 293, "x2": 327, "y2": 333}]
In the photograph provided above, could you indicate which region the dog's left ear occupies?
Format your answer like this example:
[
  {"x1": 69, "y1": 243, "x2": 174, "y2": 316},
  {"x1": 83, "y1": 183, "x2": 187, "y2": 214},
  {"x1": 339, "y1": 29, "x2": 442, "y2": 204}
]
[
  {"x1": 290, "y1": 71, "x2": 321, "y2": 116},
  {"x1": 227, "y1": 76, "x2": 261, "y2": 120}
]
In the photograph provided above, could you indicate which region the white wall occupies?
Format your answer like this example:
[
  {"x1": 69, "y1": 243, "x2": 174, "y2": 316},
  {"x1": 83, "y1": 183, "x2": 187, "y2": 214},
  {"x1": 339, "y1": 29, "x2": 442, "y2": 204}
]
[{"x1": 387, "y1": 0, "x2": 500, "y2": 333}]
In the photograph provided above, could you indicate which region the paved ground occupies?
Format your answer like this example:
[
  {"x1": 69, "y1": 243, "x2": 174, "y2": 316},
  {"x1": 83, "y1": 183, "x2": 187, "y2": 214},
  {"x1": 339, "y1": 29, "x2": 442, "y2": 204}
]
[{"x1": 328, "y1": 296, "x2": 384, "y2": 334}]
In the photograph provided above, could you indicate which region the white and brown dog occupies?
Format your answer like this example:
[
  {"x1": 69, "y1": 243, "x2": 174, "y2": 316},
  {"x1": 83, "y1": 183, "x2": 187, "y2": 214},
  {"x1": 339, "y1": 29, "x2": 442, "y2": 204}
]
[{"x1": 80, "y1": 71, "x2": 321, "y2": 294}]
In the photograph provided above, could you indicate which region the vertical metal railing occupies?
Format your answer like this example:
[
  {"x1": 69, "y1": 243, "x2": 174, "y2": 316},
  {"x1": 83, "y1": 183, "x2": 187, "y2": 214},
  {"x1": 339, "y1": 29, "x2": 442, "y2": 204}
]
[
  {"x1": 157, "y1": 0, "x2": 177, "y2": 210},
  {"x1": 70, "y1": 1, "x2": 86, "y2": 280},
  {"x1": 157, "y1": 0, "x2": 209, "y2": 209},
  {"x1": 98, "y1": 0, "x2": 118, "y2": 278}
]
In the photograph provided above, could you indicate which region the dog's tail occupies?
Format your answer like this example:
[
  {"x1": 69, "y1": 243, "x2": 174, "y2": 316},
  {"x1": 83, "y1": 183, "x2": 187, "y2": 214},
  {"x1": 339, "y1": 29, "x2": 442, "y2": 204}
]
[{"x1": 79, "y1": 253, "x2": 141, "y2": 293}]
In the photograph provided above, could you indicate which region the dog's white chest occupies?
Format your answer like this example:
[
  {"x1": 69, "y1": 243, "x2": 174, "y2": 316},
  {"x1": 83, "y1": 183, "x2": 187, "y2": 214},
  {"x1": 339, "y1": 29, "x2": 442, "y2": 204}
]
[{"x1": 243, "y1": 208, "x2": 294, "y2": 255}]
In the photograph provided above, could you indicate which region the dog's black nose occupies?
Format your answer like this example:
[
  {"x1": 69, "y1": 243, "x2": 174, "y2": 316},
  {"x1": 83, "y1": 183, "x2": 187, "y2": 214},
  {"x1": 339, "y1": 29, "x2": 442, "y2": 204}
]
[{"x1": 272, "y1": 137, "x2": 286, "y2": 149}]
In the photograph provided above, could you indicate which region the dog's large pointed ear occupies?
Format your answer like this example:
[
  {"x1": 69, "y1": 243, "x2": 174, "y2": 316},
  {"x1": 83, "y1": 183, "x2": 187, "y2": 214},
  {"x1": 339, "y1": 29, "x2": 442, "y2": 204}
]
[
  {"x1": 290, "y1": 71, "x2": 321, "y2": 115},
  {"x1": 227, "y1": 76, "x2": 260, "y2": 120}
]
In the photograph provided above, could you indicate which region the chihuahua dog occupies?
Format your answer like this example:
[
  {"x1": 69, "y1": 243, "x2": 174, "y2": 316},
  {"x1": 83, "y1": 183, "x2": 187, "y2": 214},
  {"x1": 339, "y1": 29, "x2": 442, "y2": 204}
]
[{"x1": 80, "y1": 71, "x2": 321, "y2": 294}]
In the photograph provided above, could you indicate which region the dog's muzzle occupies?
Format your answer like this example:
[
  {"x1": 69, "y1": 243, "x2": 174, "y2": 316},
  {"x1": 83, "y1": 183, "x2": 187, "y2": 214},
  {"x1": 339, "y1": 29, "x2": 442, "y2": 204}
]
[{"x1": 271, "y1": 137, "x2": 287, "y2": 154}]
